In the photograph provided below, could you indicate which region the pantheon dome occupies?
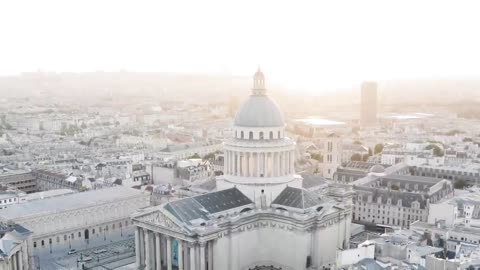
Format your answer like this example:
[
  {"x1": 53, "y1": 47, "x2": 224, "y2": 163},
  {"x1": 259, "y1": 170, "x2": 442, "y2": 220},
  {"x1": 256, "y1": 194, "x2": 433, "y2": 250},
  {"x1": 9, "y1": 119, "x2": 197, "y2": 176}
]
[{"x1": 234, "y1": 68, "x2": 285, "y2": 128}]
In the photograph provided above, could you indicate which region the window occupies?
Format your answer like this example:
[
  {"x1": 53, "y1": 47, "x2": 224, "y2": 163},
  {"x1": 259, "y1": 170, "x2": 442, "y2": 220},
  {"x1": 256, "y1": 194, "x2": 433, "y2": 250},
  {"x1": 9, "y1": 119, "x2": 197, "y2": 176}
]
[
  {"x1": 49, "y1": 238, "x2": 52, "y2": 244},
  {"x1": 269, "y1": 131, "x2": 273, "y2": 139},
  {"x1": 241, "y1": 131, "x2": 244, "y2": 139},
  {"x1": 34, "y1": 242, "x2": 37, "y2": 248},
  {"x1": 112, "y1": 224, "x2": 115, "y2": 230},
  {"x1": 259, "y1": 132, "x2": 264, "y2": 140},
  {"x1": 92, "y1": 228, "x2": 96, "y2": 234},
  {"x1": 41, "y1": 240, "x2": 45, "y2": 246},
  {"x1": 249, "y1": 131, "x2": 253, "y2": 139},
  {"x1": 71, "y1": 233, "x2": 74, "y2": 240},
  {"x1": 64, "y1": 235, "x2": 67, "y2": 241},
  {"x1": 278, "y1": 131, "x2": 281, "y2": 138},
  {"x1": 56, "y1": 236, "x2": 60, "y2": 243},
  {"x1": 125, "y1": 220, "x2": 128, "y2": 226},
  {"x1": 78, "y1": 232, "x2": 81, "y2": 237}
]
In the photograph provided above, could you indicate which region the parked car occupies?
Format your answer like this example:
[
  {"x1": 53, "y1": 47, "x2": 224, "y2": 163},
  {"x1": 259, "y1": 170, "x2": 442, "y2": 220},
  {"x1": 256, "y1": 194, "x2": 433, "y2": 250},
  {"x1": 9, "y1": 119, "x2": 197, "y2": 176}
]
[
  {"x1": 67, "y1": 249, "x2": 77, "y2": 255},
  {"x1": 93, "y1": 249, "x2": 107, "y2": 254}
]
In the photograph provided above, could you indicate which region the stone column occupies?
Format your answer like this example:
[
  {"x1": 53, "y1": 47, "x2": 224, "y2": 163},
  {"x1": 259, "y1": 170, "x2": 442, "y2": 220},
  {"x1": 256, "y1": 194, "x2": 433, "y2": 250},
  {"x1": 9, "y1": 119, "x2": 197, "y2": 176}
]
[
  {"x1": 144, "y1": 230, "x2": 151, "y2": 270},
  {"x1": 167, "y1": 236, "x2": 172, "y2": 270},
  {"x1": 274, "y1": 152, "x2": 280, "y2": 176},
  {"x1": 178, "y1": 239, "x2": 184, "y2": 270},
  {"x1": 200, "y1": 242, "x2": 206, "y2": 270},
  {"x1": 228, "y1": 151, "x2": 232, "y2": 175},
  {"x1": 155, "y1": 233, "x2": 161, "y2": 270},
  {"x1": 12, "y1": 252, "x2": 17, "y2": 270},
  {"x1": 17, "y1": 251, "x2": 23, "y2": 270},
  {"x1": 227, "y1": 151, "x2": 230, "y2": 175},
  {"x1": 135, "y1": 227, "x2": 141, "y2": 267},
  {"x1": 251, "y1": 152, "x2": 254, "y2": 177},
  {"x1": 269, "y1": 152, "x2": 273, "y2": 177},
  {"x1": 263, "y1": 153, "x2": 267, "y2": 177},
  {"x1": 290, "y1": 151, "x2": 294, "y2": 174},
  {"x1": 208, "y1": 241, "x2": 213, "y2": 270},
  {"x1": 184, "y1": 242, "x2": 190, "y2": 270},
  {"x1": 231, "y1": 151, "x2": 234, "y2": 175},
  {"x1": 190, "y1": 244, "x2": 196, "y2": 270},
  {"x1": 256, "y1": 152, "x2": 260, "y2": 177},
  {"x1": 246, "y1": 153, "x2": 250, "y2": 177},
  {"x1": 236, "y1": 153, "x2": 240, "y2": 176},
  {"x1": 139, "y1": 228, "x2": 145, "y2": 266}
]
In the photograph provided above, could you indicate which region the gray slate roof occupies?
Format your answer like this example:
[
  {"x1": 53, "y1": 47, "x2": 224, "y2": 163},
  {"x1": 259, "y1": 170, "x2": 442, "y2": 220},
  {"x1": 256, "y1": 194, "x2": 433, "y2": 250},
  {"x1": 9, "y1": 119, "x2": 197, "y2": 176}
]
[
  {"x1": 165, "y1": 187, "x2": 253, "y2": 224},
  {"x1": 272, "y1": 186, "x2": 322, "y2": 209},
  {"x1": 0, "y1": 186, "x2": 145, "y2": 220}
]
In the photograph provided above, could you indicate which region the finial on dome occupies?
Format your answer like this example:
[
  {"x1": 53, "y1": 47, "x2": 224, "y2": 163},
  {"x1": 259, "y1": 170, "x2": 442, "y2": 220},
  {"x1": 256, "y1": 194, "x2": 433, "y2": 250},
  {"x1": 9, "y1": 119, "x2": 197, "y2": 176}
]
[{"x1": 253, "y1": 66, "x2": 266, "y2": 95}]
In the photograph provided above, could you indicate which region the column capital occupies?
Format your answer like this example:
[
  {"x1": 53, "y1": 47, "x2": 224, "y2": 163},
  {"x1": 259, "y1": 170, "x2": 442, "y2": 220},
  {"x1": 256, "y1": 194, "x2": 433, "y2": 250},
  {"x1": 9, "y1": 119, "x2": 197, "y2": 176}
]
[{"x1": 199, "y1": 242, "x2": 207, "y2": 248}]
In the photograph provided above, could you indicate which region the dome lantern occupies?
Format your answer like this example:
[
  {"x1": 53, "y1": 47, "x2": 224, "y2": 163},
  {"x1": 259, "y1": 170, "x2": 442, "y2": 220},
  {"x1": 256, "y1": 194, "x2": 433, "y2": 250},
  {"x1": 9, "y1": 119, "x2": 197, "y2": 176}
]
[{"x1": 252, "y1": 66, "x2": 266, "y2": 95}]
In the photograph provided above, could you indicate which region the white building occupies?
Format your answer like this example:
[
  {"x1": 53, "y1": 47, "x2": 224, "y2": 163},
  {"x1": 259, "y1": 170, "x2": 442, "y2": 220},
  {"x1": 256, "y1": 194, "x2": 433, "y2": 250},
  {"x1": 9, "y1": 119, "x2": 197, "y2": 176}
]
[
  {"x1": 351, "y1": 166, "x2": 454, "y2": 229},
  {"x1": 0, "y1": 186, "x2": 149, "y2": 258},
  {"x1": 0, "y1": 222, "x2": 32, "y2": 270},
  {"x1": 132, "y1": 69, "x2": 354, "y2": 270},
  {"x1": 0, "y1": 188, "x2": 27, "y2": 210}
]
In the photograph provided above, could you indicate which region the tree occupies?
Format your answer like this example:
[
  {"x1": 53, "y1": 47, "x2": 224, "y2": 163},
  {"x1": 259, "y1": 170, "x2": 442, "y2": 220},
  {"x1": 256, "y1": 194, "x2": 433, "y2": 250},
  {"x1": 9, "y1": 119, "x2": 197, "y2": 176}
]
[
  {"x1": 454, "y1": 179, "x2": 468, "y2": 189},
  {"x1": 362, "y1": 154, "x2": 370, "y2": 162},
  {"x1": 374, "y1": 144, "x2": 384, "y2": 154},
  {"x1": 462, "y1": 137, "x2": 473, "y2": 142},
  {"x1": 351, "y1": 153, "x2": 362, "y2": 161},
  {"x1": 368, "y1": 148, "x2": 373, "y2": 156},
  {"x1": 189, "y1": 153, "x2": 201, "y2": 159},
  {"x1": 446, "y1": 129, "x2": 463, "y2": 136},
  {"x1": 425, "y1": 144, "x2": 444, "y2": 157},
  {"x1": 391, "y1": 184, "x2": 400, "y2": 190},
  {"x1": 203, "y1": 152, "x2": 216, "y2": 161},
  {"x1": 310, "y1": 153, "x2": 323, "y2": 162}
]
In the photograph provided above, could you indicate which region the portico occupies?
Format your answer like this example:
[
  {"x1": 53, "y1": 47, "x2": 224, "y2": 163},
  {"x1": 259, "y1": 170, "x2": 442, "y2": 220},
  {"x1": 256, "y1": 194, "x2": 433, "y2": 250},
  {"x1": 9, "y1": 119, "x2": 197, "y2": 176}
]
[{"x1": 134, "y1": 219, "x2": 215, "y2": 270}]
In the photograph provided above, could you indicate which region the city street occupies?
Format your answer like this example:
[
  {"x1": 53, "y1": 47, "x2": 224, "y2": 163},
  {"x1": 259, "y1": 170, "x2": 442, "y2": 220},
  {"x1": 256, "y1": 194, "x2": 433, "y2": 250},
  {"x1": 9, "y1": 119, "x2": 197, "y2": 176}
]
[{"x1": 38, "y1": 239, "x2": 135, "y2": 270}]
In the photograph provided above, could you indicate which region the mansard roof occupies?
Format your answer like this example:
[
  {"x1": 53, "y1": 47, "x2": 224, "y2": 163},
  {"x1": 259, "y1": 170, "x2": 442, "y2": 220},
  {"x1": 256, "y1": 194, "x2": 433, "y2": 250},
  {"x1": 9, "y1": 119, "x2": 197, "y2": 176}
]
[
  {"x1": 272, "y1": 186, "x2": 322, "y2": 210},
  {"x1": 164, "y1": 187, "x2": 253, "y2": 225}
]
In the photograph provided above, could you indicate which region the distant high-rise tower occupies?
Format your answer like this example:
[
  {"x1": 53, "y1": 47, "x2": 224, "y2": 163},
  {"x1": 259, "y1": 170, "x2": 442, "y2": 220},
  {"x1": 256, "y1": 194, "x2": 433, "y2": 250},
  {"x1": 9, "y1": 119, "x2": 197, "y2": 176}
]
[{"x1": 360, "y1": 81, "x2": 378, "y2": 126}]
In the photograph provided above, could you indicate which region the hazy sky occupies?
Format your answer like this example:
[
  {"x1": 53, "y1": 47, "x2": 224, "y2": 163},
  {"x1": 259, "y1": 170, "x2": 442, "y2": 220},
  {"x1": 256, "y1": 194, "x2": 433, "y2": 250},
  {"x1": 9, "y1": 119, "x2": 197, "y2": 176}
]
[{"x1": 1, "y1": 0, "x2": 480, "y2": 90}]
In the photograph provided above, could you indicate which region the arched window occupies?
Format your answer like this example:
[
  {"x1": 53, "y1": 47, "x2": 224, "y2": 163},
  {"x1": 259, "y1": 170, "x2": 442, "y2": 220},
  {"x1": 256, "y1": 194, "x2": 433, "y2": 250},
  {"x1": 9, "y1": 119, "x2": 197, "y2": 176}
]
[
  {"x1": 278, "y1": 131, "x2": 281, "y2": 138},
  {"x1": 249, "y1": 131, "x2": 253, "y2": 140},
  {"x1": 259, "y1": 132, "x2": 264, "y2": 140},
  {"x1": 241, "y1": 131, "x2": 244, "y2": 139},
  {"x1": 269, "y1": 131, "x2": 273, "y2": 139}
]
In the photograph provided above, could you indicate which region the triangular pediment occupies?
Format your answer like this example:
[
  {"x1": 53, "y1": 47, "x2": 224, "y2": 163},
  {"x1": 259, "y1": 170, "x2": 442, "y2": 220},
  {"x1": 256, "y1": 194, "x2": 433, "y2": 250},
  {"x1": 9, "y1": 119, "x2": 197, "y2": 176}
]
[{"x1": 136, "y1": 209, "x2": 186, "y2": 233}]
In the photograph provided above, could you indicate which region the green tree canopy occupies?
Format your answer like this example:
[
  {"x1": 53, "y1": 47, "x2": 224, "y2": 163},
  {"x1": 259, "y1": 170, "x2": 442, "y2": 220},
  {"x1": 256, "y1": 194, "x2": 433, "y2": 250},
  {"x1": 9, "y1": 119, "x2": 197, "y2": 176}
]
[
  {"x1": 351, "y1": 153, "x2": 362, "y2": 161},
  {"x1": 203, "y1": 152, "x2": 216, "y2": 161},
  {"x1": 425, "y1": 144, "x2": 444, "y2": 157},
  {"x1": 374, "y1": 144, "x2": 384, "y2": 154},
  {"x1": 189, "y1": 153, "x2": 201, "y2": 159}
]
